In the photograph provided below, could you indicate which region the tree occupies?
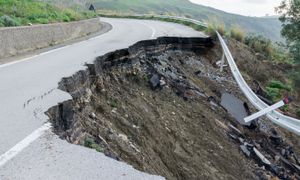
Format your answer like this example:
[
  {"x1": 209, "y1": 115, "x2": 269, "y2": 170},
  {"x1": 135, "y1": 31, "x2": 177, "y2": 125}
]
[{"x1": 276, "y1": 0, "x2": 300, "y2": 64}]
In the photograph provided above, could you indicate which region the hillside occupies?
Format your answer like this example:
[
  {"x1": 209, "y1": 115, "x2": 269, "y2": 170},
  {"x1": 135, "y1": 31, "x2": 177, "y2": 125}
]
[
  {"x1": 0, "y1": 0, "x2": 95, "y2": 27},
  {"x1": 44, "y1": 0, "x2": 283, "y2": 42},
  {"x1": 97, "y1": 0, "x2": 282, "y2": 42}
]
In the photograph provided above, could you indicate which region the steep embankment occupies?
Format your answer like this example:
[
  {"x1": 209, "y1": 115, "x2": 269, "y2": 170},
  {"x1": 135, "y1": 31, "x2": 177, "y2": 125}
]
[{"x1": 47, "y1": 37, "x2": 300, "y2": 180}]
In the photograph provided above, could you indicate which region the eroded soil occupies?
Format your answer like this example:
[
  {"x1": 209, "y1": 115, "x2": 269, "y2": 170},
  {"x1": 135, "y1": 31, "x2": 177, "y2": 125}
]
[{"x1": 47, "y1": 37, "x2": 300, "y2": 180}]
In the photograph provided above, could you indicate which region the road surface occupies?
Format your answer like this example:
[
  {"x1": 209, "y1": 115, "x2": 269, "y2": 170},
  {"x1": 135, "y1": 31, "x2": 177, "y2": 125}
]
[{"x1": 0, "y1": 18, "x2": 204, "y2": 179}]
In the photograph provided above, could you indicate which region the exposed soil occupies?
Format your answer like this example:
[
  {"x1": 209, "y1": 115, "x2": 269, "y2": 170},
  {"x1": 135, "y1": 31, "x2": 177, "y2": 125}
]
[{"x1": 47, "y1": 37, "x2": 300, "y2": 180}]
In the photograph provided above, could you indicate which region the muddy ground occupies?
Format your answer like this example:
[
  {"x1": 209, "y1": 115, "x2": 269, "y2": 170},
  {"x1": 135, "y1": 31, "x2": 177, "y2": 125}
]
[{"x1": 47, "y1": 37, "x2": 300, "y2": 180}]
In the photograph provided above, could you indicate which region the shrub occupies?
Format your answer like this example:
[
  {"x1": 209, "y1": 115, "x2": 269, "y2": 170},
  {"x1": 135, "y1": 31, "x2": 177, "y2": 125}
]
[
  {"x1": 84, "y1": 137, "x2": 104, "y2": 152},
  {"x1": 230, "y1": 26, "x2": 245, "y2": 42},
  {"x1": 268, "y1": 80, "x2": 291, "y2": 91},
  {"x1": 297, "y1": 109, "x2": 300, "y2": 118},
  {"x1": 266, "y1": 87, "x2": 281, "y2": 102},
  {"x1": 205, "y1": 24, "x2": 217, "y2": 39},
  {"x1": 245, "y1": 35, "x2": 274, "y2": 57},
  {"x1": 0, "y1": 15, "x2": 20, "y2": 27},
  {"x1": 266, "y1": 80, "x2": 291, "y2": 102},
  {"x1": 110, "y1": 99, "x2": 118, "y2": 108},
  {"x1": 216, "y1": 24, "x2": 226, "y2": 36}
]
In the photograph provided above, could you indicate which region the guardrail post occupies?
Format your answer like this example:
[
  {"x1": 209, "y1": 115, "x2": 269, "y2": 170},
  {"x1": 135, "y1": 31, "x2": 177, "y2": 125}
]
[{"x1": 220, "y1": 52, "x2": 225, "y2": 72}]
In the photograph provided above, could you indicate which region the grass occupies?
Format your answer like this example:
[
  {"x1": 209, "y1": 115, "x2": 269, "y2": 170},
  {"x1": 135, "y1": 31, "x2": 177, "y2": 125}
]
[
  {"x1": 0, "y1": 0, "x2": 96, "y2": 27},
  {"x1": 244, "y1": 35, "x2": 293, "y2": 64},
  {"x1": 266, "y1": 80, "x2": 291, "y2": 102},
  {"x1": 230, "y1": 26, "x2": 245, "y2": 42},
  {"x1": 84, "y1": 137, "x2": 104, "y2": 152},
  {"x1": 80, "y1": 0, "x2": 283, "y2": 42},
  {"x1": 297, "y1": 109, "x2": 300, "y2": 118},
  {"x1": 110, "y1": 99, "x2": 118, "y2": 108}
]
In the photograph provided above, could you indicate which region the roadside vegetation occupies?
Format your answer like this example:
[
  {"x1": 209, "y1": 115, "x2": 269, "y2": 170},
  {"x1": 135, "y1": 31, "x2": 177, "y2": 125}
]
[
  {"x1": 266, "y1": 80, "x2": 291, "y2": 103},
  {"x1": 0, "y1": 0, "x2": 96, "y2": 27},
  {"x1": 84, "y1": 137, "x2": 104, "y2": 152}
]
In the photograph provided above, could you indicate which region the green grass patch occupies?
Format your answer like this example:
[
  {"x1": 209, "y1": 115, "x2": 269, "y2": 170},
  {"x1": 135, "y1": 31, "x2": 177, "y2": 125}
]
[
  {"x1": 84, "y1": 137, "x2": 104, "y2": 152},
  {"x1": 110, "y1": 99, "x2": 118, "y2": 108},
  {"x1": 297, "y1": 109, "x2": 300, "y2": 118},
  {"x1": 266, "y1": 80, "x2": 291, "y2": 102}
]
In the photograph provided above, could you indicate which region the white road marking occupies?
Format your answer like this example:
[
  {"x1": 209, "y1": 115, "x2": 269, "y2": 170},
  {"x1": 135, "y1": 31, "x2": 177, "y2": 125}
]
[
  {"x1": 138, "y1": 22, "x2": 156, "y2": 39},
  {"x1": 0, "y1": 123, "x2": 51, "y2": 167}
]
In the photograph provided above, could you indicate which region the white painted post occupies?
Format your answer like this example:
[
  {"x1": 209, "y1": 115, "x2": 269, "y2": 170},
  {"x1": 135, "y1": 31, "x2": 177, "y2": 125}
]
[
  {"x1": 244, "y1": 98, "x2": 291, "y2": 123},
  {"x1": 220, "y1": 52, "x2": 225, "y2": 72}
]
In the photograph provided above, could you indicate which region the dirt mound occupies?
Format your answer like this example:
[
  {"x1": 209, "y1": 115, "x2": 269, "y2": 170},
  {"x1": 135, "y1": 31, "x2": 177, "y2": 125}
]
[{"x1": 47, "y1": 37, "x2": 300, "y2": 180}]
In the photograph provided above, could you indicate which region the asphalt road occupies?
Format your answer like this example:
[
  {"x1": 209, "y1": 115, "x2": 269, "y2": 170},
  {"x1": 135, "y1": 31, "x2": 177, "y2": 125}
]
[{"x1": 0, "y1": 18, "x2": 204, "y2": 179}]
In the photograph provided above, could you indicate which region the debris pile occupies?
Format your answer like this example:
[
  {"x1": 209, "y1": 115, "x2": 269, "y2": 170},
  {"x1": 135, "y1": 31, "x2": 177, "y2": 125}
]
[{"x1": 47, "y1": 37, "x2": 299, "y2": 180}]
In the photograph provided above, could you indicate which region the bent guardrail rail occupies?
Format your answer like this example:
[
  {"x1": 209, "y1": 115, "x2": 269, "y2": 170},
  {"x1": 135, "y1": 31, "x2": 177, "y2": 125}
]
[
  {"x1": 142, "y1": 15, "x2": 300, "y2": 135},
  {"x1": 216, "y1": 32, "x2": 300, "y2": 136}
]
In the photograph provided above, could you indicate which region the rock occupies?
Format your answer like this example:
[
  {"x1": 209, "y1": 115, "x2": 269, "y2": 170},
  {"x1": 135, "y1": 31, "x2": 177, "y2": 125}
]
[
  {"x1": 240, "y1": 145, "x2": 251, "y2": 157},
  {"x1": 149, "y1": 74, "x2": 160, "y2": 89},
  {"x1": 111, "y1": 108, "x2": 117, "y2": 114},
  {"x1": 160, "y1": 79, "x2": 166, "y2": 86},
  {"x1": 269, "y1": 128, "x2": 282, "y2": 145},
  {"x1": 118, "y1": 134, "x2": 129, "y2": 143},
  {"x1": 238, "y1": 137, "x2": 244, "y2": 143},
  {"x1": 104, "y1": 152, "x2": 120, "y2": 161},
  {"x1": 228, "y1": 124, "x2": 243, "y2": 137},
  {"x1": 269, "y1": 164, "x2": 280, "y2": 175},
  {"x1": 89, "y1": 113, "x2": 96, "y2": 119},
  {"x1": 253, "y1": 147, "x2": 271, "y2": 166},
  {"x1": 274, "y1": 155, "x2": 280, "y2": 163},
  {"x1": 228, "y1": 133, "x2": 238, "y2": 140}
]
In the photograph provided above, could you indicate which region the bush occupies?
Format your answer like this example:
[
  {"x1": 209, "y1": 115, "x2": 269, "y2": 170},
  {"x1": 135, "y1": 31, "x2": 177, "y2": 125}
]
[
  {"x1": 205, "y1": 24, "x2": 225, "y2": 39},
  {"x1": 268, "y1": 80, "x2": 291, "y2": 91},
  {"x1": 204, "y1": 24, "x2": 217, "y2": 38},
  {"x1": 266, "y1": 87, "x2": 281, "y2": 102},
  {"x1": 266, "y1": 80, "x2": 291, "y2": 102},
  {"x1": 297, "y1": 109, "x2": 300, "y2": 118},
  {"x1": 84, "y1": 137, "x2": 103, "y2": 152},
  {"x1": 230, "y1": 26, "x2": 245, "y2": 42},
  {"x1": 0, "y1": 15, "x2": 20, "y2": 27},
  {"x1": 245, "y1": 35, "x2": 273, "y2": 56}
]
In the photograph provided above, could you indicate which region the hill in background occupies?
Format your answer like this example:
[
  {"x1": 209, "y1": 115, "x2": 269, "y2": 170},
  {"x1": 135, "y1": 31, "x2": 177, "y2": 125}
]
[{"x1": 42, "y1": 0, "x2": 283, "y2": 42}]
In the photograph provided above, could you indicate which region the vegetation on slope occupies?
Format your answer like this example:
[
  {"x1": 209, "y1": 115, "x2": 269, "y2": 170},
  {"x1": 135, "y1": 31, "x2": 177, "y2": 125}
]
[
  {"x1": 0, "y1": 0, "x2": 96, "y2": 27},
  {"x1": 89, "y1": 0, "x2": 282, "y2": 42}
]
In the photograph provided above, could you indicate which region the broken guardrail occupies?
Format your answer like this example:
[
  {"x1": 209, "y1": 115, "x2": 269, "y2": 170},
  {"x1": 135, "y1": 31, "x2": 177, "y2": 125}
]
[
  {"x1": 109, "y1": 14, "x2": 300, "y2": 135},
  {"x1": 140, "y1": 15, "x2": 300, "y2": 136},
  {"x1": 216, "y1": 32, "x2": 300, "y2": 136}
]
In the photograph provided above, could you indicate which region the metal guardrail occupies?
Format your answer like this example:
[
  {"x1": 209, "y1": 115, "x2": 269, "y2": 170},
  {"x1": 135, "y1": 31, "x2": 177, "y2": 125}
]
[
  {"x1": 216, "y1": 32, "x2": 300, "y2": 136},
  {"x1": 143, "y1": 15, "x2": 300, "y2": 135}
]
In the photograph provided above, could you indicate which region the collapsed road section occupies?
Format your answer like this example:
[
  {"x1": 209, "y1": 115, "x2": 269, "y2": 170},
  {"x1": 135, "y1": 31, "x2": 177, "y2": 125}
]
[{"x1": 47, "y1": 37, "x2": 300, "y2": 180}]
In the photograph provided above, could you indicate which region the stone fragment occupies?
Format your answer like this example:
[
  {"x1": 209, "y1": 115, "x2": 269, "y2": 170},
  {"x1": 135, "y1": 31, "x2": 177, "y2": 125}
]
[
  {"x1": 149, "y1": 74, "x2": 160, "y2": 89},
  {"x1": 240, "y1": 145, "x2": 251, "y2": 157}
]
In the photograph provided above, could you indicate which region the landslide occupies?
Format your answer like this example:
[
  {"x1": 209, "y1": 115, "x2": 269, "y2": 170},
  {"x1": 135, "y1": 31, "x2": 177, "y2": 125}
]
[{"x1": 47, "y1": 37, "x2": 300, "y2": 180}]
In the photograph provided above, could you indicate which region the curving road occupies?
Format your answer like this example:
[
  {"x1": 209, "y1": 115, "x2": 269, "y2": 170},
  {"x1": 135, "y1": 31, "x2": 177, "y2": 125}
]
[{"x1": 0, "y1": 18, "x2": 204, "y2": 179}]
